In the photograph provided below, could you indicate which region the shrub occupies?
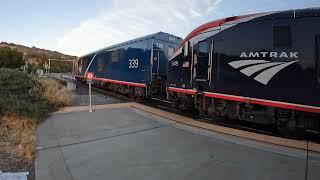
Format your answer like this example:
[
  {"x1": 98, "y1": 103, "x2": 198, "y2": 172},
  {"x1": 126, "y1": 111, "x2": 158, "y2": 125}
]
[
  {"x1": 0, "y1": 68, "x2": 73, "y2": 120},
  {"x1": 0, "y1": 47, "x2": 24, "y2": 69},
  {"x1": 50, "y1": 60, "x2": 73, "y2": 73},
  {"x1": 0, "y1": 68, "x2": 52, "y2": 121},
  {"x1": 38, "y1": 78, "x2": 73, "y2": 107},
  {"x1": 0, "y1": 68, "x2": 73, "y2": 169},
  {"x1": 26, "y1": 63, "x2": 39, "y2": 74}
]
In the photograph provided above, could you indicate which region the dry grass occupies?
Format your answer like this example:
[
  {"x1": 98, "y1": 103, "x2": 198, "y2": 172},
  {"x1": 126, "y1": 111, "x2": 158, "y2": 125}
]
[
  {"x1": 0, "y1": 114, "x2": 36, "y2": 164},
  {"x1": 0, "y1": 75, "x2": 74, "y2": 170},
  {"x1": 0, "y1": 73, "x2": 74, "y2": 171},
  {"x1": 39, "y1": 78, "x2": 74, "y2": 107}
]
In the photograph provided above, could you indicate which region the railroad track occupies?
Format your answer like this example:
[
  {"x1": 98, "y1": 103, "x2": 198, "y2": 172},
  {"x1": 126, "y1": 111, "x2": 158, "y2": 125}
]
[
  {"x1": 151, "y1": 98, "x2": 320, "y2": 144},
  {"x1": 146, "y1": 98, "x2": 279, "y2": 137}
]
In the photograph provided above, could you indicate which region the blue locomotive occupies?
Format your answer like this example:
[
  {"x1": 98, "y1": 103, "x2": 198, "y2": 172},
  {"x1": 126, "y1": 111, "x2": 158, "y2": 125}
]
[{"x1": 75, "y1": 32, "x2": 182, "y2": 98}]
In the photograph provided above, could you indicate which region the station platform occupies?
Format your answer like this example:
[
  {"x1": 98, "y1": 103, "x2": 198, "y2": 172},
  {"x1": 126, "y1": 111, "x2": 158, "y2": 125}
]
[{"x1": 36, "y1": 104, "x2": 320, "y2": 180}]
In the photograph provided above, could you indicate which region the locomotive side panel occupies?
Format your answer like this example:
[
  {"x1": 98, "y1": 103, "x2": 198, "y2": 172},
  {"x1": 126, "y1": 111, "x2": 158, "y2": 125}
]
[
  {"x1": 87, "y1": 39, "x2": 150, "y2": 85},
  {"x1": 211, "y1": 16, "x2": 320, "y2": 107},
  {"x1": 167, "y1": 46, "x2": 193, "y2": 90},
  {"x1": 152, "y1": 39, "x2": 177, "y2": 77},
  {"x1": 77, "y1": 32, "x2": 182, "y2": 98}
]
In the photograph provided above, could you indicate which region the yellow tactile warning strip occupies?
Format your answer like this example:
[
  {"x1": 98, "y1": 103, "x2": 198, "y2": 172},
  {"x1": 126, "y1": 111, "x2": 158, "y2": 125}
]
[
  {"x1": 54, "y1": 102, "x2": 134, "y2": 114},
  {"x1": 55, "y1": 102, "x2": 320, "y2": 153}
]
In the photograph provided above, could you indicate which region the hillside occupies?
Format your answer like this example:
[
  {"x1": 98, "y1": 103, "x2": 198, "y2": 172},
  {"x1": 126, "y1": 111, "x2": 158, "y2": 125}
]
[
  {"x1": 0, "y1": 42, "x2": 77, "y2": 72},
  {"x1": 0, "y1": 42, "x2": 76, "y2": 60}
]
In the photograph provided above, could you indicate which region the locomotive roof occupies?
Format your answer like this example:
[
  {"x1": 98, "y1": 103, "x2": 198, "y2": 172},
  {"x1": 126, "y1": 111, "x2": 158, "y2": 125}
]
[
  {"x1": 177, "y1": 7, "x2": 320, "y2": 50},
  {"x1": 79, "y1": 32, "x2": 183, "y2": 58}
]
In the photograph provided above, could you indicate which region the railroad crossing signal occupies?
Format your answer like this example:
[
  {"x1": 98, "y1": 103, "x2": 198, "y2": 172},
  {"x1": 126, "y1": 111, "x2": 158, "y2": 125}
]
[
  {"x1": 86, "y1": 72, "x2": 94, "y2": 112},
  {"x1": 86, "y1": 72, "x2": 94, "y2": 80}
]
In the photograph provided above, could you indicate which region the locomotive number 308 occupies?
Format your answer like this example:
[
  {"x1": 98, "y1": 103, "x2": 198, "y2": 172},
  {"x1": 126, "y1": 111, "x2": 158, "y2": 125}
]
[{"x1": 129, "y1": 59, "x2": 139, "y2": 68}]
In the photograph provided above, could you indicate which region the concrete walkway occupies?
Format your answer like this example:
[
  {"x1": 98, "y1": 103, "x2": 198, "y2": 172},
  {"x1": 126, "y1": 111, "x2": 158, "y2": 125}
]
[{"x1": 36, "y1": 106, "x2": 320, "y2": 180}]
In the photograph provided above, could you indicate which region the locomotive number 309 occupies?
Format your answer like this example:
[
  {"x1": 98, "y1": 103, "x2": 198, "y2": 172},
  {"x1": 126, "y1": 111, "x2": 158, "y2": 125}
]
[{"x1": 129, "y1": 59, "x2": 139, "y2": 68}]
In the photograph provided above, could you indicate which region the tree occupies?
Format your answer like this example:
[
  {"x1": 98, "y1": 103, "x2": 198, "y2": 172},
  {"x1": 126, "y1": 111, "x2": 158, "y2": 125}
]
[{"x1": 0, "y1": 47, "x2": 24, "y2": 69}]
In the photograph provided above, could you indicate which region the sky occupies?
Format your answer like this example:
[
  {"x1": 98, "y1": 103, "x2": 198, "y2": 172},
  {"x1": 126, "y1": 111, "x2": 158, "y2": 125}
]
[{"x1": 0, "y1": 0, "x2": 319, "y2": 56}]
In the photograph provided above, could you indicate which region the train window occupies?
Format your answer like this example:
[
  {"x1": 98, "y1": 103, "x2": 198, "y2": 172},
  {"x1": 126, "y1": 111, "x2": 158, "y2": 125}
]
[
  {"x1": 184, "y1": 42, "x2": 189, "y2": 57},
  {"x1": 273, "y1": 26, "x2": 292, "y2": 47},
  {"x1": 111, "y1": 51, "x2": 119, "y2": 62},
  {"x1": 198, "y1": 41, "x2": 209, "y2": 57},
  {"x1": 97, "y1": 57, "x2": 104, "y2": 72},
  {"x1": 168, "y1": 47, "x2": 174, "y2": 58}
]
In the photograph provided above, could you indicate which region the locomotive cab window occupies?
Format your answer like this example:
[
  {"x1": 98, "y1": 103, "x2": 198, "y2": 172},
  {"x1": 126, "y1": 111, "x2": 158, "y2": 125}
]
[
  {"x1": 198, "y1": 41, "x2": 209, "y2": 57},
  {"x1": 273, "y1": 26, "x2": 292, "y2": 47},
  {"x1": 111, "y1": 51, "x2": 120, "y2": 62},
  {"x1": 168, "y1": 47, "x2": 174, "y2": 58}
]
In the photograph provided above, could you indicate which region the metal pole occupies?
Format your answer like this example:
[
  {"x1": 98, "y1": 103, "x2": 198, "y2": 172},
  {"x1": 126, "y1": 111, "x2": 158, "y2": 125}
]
[
  {"x1": 72, "y1": 60, "x2": 75, "y2": 77},
  {"x1": 48, "y1": 59, "x2": 51, "y2": 77},
  {"x1": 304, "y1": 130, "x2": 319, "y2": 180},
  {"x1": 89, "y1": 82, "x2": 92, "y2": 112}
]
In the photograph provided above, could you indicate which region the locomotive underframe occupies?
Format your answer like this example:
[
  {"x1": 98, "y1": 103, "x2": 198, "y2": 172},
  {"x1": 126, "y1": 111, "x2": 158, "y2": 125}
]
[
  {"x1": 169, "y1": 92, "x2": 320, "y2": 135},
  {"x1": 96, "y1": 78, "x2": 172, "y2": 100}
]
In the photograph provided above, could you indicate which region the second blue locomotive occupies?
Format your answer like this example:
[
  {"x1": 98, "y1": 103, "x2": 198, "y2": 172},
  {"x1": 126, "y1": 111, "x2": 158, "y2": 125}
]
[{"x1": 75, "y1": 32, "x2": 182, "y2": 98}]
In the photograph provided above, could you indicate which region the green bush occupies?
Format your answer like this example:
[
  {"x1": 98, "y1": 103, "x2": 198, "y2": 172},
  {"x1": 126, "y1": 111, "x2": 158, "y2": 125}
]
[
  {"x1": 27, "y1": 63, "x2": 39, "y2": 74},
  {"x1": 0, "y1": 68, "x2": 53, "y2": 122},
  {"x1": 0, "y1": 47, "x2": 24, "y2": 69},
  {"x1": 50, "y1": 60, "x2": 73, "y2": 73}
]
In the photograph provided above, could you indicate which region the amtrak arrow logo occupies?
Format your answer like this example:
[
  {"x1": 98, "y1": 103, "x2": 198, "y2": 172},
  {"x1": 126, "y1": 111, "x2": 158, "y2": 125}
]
[{"x1": 228, "y1": 60, "x2": 299, "y2": 85}]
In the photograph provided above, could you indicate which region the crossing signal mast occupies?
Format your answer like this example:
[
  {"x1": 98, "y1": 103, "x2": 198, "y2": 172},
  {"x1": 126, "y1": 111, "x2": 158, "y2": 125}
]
[{"x1": 86, "y1": 72, "x2": 94, "y2": 112}]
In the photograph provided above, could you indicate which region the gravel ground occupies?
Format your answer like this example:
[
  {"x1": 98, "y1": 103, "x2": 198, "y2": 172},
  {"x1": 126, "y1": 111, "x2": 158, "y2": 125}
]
[
  {"x1": 0, "y1": 149, "x2": 34, "y2": 180},
  {"x1": 0, "y1": 151, "x2": 30, "y2": 172}
]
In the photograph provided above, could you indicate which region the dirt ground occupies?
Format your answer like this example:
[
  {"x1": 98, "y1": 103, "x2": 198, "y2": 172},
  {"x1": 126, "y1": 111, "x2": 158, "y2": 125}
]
[{"x1": 0, "y1": 150, "x2": 31, "y2": 172}]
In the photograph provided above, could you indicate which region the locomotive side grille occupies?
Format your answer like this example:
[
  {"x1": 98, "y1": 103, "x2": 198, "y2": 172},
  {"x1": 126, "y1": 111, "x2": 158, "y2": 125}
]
[{"x1": 278, "y1": 109, "x2": 291, "y2": 121}]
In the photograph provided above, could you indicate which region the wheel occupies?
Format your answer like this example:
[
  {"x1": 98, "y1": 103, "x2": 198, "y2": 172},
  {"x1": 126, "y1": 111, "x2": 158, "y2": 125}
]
[
  {"x1": 277, "y1": 120, "x2": 305, "y2": 139},
  {"x1": 277, "y1": 127, "x2": 305, "y2": 139},
  {"x1": 171, "y1": 98, "x2": 179, "y2": 109}
]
